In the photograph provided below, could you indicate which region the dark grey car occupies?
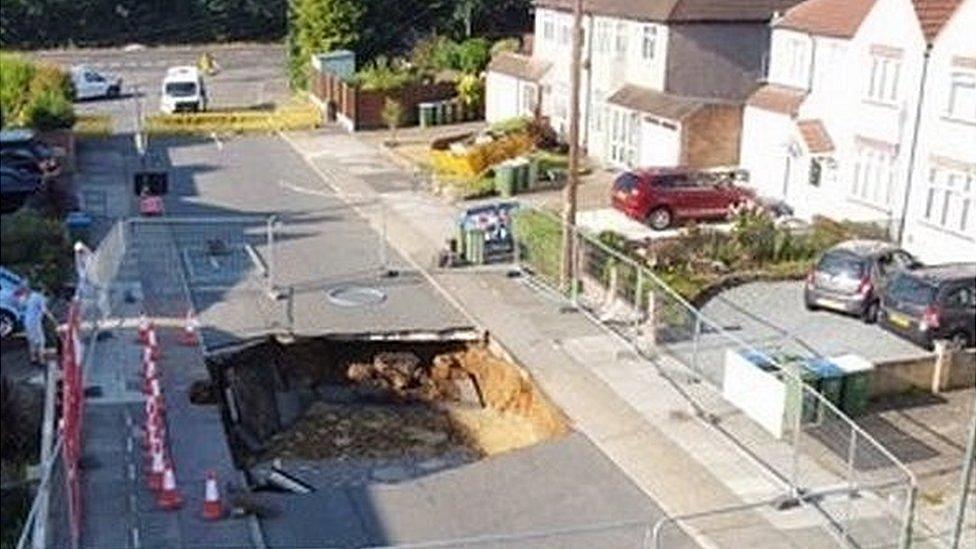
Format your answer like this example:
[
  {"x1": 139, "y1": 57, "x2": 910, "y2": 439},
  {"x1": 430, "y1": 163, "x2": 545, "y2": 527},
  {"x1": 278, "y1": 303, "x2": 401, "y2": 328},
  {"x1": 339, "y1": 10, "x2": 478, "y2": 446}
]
[
  {"x1": 803, "y1": 240, "x2": 920, "y2": 323},
  {"x1": 879, "y1": 264, "x2": 976, "y2": 350}
]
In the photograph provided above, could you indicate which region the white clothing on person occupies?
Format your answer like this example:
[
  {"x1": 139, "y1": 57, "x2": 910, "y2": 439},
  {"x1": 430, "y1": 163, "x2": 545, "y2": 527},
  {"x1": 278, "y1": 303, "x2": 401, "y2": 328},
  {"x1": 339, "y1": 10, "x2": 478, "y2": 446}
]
[{"x1": 24, "y1": 292, "x2": 47, "y2": 354}]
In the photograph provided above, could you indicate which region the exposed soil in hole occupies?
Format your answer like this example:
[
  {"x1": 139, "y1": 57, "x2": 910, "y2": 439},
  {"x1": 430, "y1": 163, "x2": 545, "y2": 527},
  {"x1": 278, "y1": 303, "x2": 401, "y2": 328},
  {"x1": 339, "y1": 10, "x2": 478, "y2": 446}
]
[{"x1": 210, "y1": 337, "x2": 568, "y2": 475}]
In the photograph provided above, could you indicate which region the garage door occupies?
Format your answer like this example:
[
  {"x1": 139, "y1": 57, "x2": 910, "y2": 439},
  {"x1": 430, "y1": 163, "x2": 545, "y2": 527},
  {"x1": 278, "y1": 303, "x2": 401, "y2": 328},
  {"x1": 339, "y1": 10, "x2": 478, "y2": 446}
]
[{"x1": 639, "y1": 117, "x2": 680, "y2": 167}]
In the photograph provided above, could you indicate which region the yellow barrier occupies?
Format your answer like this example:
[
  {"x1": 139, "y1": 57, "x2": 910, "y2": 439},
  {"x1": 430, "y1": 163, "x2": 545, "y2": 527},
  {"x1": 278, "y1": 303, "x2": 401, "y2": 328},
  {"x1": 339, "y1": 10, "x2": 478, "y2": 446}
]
[
  {"x1": 429, "y1": 132, "x2": 533, "y2": 177},
  {"x1": 145, "y1": 103, "x2": 321, "y2": 134}
]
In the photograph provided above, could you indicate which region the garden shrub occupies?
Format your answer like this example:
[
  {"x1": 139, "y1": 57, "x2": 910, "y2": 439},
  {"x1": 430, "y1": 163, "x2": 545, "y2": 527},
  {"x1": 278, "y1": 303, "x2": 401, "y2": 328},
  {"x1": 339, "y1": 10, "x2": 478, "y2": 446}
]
[
  {"x1": 352, "y1": 56, "x2": 422, "y2": 91},
  {"x1": 0, "y1": 209, "x2": 72, "y2": 293},
  {"x1": 455, "y1": 37, "x2": 490, "y2": 74},
  {"x1": 0, "y1": 53, "x2": 74, "y2": 130},
  {"x1": 514, "y1": 209, "x2": 563, "y2": 285}
]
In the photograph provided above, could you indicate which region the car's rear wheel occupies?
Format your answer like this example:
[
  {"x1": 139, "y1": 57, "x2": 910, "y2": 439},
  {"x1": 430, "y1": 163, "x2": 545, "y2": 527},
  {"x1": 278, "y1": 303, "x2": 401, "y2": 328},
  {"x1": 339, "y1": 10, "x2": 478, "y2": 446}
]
[
  {"x1": 861, "y1": 301, "x2": 879, "y2": 324},
  {"x1": 107, "y1": 85, "x2": 120, "y2": 97},
  {"x1": 647, "y1": 207, "x2": 672, "y2": 231},
  {"x1": 0, "y1": 310, "x2": 17, "y2": 339}
]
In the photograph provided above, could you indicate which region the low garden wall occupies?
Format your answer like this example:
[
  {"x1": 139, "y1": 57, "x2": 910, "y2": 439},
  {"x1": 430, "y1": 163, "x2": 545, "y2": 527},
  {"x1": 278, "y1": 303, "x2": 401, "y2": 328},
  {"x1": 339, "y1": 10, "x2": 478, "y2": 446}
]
[
  {"x1": 312, "y1": 69, "x2": 458, "y2": 131},
  {"x1": 869, "y1": 347, "x2": 975, "y2": 399}
]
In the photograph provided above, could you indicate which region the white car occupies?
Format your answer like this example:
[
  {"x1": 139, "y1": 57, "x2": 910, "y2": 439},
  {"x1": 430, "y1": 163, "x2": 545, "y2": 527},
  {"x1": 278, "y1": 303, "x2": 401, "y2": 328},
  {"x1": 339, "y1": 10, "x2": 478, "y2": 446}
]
[
  {"x1": 69, "y1": 65, "x2": 122, "y2": 100},
  {"x1": 160, "y1": 66, "x2": 208, "y2": 114}
]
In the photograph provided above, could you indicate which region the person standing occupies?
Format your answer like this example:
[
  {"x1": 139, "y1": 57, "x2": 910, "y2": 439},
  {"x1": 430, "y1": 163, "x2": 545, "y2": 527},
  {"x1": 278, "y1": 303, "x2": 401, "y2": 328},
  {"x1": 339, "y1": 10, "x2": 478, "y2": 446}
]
[{"x1": 23, "y1": 289, "x2": 55, "y2": 365}]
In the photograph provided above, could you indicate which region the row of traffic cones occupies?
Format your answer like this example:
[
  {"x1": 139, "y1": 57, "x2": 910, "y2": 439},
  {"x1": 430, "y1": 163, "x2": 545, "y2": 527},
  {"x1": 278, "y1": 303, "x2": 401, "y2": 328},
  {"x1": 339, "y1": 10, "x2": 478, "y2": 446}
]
[{"x1": 138, "y1": 311, "x2": 221, "y2": 519}]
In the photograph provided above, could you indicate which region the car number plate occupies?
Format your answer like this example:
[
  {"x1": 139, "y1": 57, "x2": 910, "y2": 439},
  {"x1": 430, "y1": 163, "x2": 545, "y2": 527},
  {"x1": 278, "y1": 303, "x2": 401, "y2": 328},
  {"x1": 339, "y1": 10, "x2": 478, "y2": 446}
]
[
  {"x1": 888, "y1": 313, "x2": 911, "y2": 328},
  {"x1": 817, "y1": 298, "x2": 844, "y2": 311}
]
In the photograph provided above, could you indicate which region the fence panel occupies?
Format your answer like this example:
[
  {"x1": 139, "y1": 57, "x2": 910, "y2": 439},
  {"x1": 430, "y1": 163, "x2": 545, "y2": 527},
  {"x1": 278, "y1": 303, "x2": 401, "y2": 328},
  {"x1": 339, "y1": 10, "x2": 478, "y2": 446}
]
[{"x1": 511, "y1": 206, "x2": 917, "y2": 549}]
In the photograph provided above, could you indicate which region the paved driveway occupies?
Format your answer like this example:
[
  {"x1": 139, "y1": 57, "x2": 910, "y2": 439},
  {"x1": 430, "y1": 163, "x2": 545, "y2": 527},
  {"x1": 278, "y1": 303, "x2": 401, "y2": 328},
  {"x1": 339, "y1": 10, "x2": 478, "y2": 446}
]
[{"x1": 700, "y1": 280, "x2": 932, "y2": 364}]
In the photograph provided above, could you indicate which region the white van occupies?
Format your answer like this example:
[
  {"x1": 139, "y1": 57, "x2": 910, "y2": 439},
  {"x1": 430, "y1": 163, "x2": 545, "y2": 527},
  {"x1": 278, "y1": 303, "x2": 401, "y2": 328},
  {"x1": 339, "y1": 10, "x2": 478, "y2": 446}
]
[
  {"x1": 160, "y1": 66, "x2": 208, "y2": 114},
  {"x1": 69, "y1": 65, "x2": 122, "y2": 100}
]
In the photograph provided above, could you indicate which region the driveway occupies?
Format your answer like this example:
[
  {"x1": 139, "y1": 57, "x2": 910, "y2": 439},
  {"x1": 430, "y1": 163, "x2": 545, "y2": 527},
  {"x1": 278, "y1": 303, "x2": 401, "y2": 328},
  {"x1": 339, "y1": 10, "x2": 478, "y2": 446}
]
[{"x1": 699, "y1": 280, "x2": 932, "y2": 365}]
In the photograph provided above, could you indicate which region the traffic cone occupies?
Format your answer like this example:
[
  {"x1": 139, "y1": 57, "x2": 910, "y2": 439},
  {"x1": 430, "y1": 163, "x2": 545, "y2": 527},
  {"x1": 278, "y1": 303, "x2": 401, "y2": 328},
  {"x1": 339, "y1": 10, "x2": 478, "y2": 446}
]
[
  {"x1": 157, "y1": 466, "x2": 183, "y2": 510},
  {"x1": 179, "y1": 310, "x2": 200, "y2": 346},
  {"x1": 137, "y1": 312, "x2": 151, "y2": 344},
  {"x1": 201, "y1": 470, "x2": 222, "y2": 520},
  {"x1": 147, "y1": 445, "x2": 166, "y2": 491}
]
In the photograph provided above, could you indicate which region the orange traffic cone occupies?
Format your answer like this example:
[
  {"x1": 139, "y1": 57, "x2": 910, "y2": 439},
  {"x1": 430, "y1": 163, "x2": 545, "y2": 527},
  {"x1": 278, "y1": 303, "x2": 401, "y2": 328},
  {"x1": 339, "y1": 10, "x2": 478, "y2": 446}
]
[
  {"x1": 179, "y1": 310, "x2": 200, "y2": 346},
  {"x1": 147, "y1": 445, "x2": 166, "y2": 491},
  {"x1": 202, "y1": 470, "x2": 222, "y2": 520},
  {"x1": 157, "y1": 466, "x2": 183, "y2": 510},
  {"x1": 137, "y1": 312, "x2": 151, "y2": 344}
]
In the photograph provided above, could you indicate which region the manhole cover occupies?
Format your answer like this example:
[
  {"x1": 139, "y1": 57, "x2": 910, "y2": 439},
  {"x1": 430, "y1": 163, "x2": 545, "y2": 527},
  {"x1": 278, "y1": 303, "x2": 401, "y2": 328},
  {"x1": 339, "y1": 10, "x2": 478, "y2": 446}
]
[{"x1": 326, "y1": 286, "x2": 387, "y2": 307}]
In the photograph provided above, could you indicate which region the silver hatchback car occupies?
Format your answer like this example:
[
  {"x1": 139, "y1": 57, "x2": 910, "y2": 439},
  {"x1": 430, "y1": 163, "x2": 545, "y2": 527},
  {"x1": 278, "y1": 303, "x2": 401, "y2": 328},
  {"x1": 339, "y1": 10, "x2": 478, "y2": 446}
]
[{"x1": 803, "y1": 240, "x2": 920, "y2": 323}]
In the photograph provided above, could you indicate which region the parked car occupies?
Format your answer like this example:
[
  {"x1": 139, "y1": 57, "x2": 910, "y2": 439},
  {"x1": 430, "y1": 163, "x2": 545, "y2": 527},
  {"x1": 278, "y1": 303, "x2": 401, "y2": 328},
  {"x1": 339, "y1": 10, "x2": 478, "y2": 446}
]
[
  {"x1": 804, "y1": 240, "x2": 920, "y2": 323},
  {"x1": 878, "y1": 264, "x2": 976, "y2": 350},
  {"x1": 0, "y1": 129, "x2": 61, "y2": 177},
  {"x1": 0, "y1": 267, "x2": 37, "y2": 339},
  {"x1": 160, "y1": 66, "x2": 207, "y2": 113},
  {"x1": 0, "y1": 149, "x2": 45, "y2": 177},
  {"x1": 611, "y1": 167, "x2": 754, "y2": 230},
  {"x1": 0, "y1": 166, "x2": 42, "y2": 214},
  {"x1": 69, "y1": 65, "x2": 122, "y2": 100}
]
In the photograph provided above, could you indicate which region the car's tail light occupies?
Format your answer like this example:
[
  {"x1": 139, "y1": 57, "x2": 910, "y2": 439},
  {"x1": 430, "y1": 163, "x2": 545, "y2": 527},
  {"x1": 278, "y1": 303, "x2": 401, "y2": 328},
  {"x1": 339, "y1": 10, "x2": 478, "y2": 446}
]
[
  {"x1": 921, "y1": 306, "x2": 941, "y2": 330},
  {"x1": 857, "y1": 277, "x2": 873, "y2": 296}
]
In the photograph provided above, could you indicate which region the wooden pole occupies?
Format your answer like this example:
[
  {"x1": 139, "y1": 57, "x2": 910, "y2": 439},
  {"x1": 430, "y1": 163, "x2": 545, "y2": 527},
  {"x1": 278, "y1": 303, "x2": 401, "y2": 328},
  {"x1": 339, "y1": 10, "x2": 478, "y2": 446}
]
[{"x1": 560, "y1": 0, "x2": 584, "y2": 292}]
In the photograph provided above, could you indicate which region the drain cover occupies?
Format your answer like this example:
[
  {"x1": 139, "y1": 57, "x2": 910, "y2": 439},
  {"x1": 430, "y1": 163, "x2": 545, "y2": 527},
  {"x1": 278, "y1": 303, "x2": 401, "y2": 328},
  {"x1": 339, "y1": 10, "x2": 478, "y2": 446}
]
[{"x1": 326, "y1": 285, "x2": 387, "y2": 307}]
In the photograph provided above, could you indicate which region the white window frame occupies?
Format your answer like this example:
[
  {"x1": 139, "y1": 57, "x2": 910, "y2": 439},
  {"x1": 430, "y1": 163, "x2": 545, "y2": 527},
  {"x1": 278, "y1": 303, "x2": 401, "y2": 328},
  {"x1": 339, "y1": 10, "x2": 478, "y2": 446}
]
[
  {"x1": 946, "y1": 71, "x2": 976, "y2": 123},
  {"x1": 641, "y1": 25, "x2": 657, "y2": 61},
  {"x1": 614, "y1": 22, "x2": 627, "y2": 59},
  {"x1": 559, "y1": 22, "x2": 570, "y2": 46},
  {"x1": 788, "y1": 38, "x2": 807, "y2": 84},
  {"x1": 922, "y1": 166, "x2": 974, "y2": 235},
  {"x1": 520, "y1": 83, "x2": 536, "y2": 116},
  {"x1": 866, "y1": 56, "x2": 901, "y2": 104},
  {"x1": 595, "y1": 20, "x2": 611, "y2": 55},
  {"x1": 542, "y1": 14, "x2": 554, "y2": 42},
  {"x1": 850, "y1": 147, "x2": 898, "y2": 210}
]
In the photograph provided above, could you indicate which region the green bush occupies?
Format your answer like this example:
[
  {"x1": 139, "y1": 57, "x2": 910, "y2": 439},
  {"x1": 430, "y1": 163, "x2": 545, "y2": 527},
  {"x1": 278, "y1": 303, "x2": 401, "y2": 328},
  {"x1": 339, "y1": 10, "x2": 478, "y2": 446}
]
[
  {"x1": 455, "y1": 37, "x2": 490, "y2": 74},
  {"x1": 490, "y1": 37, "x2": 520, "y2": 57},
  {"x1": 0, "y1": 53, "x2": 74, "y2": 130},
  {"x1": 488, "y1": 116, "x2": 530, "y2": 135},
  {"x1": 0, "y1": 209, "x2": 72, "y2": 294},
  {"x1": 352, "y1": 56, "x2": 422, "y2": 91},
  {"x1": 455, "y1": 73, "x2": 483, "y2": 106},
  {"x1": 514, "y1": 209, "x2": 563, "y2": 285}
]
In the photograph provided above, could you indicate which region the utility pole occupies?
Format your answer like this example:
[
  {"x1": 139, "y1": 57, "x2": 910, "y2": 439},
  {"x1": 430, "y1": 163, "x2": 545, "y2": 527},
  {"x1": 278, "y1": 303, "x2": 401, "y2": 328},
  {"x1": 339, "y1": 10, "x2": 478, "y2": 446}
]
[
  {"x1": 950, "y1": 392, "x2": 976, "y2": 548},
  {"x1": 559, "y1": 0, "x2": 584, "y2": 292}
]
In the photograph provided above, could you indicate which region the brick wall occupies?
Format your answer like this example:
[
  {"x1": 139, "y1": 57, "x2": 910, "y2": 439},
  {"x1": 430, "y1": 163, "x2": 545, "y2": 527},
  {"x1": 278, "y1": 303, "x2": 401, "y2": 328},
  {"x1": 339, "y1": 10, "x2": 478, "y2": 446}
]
[{"x1": 681, "y1": 104, "x2": 743, "y2": 168}]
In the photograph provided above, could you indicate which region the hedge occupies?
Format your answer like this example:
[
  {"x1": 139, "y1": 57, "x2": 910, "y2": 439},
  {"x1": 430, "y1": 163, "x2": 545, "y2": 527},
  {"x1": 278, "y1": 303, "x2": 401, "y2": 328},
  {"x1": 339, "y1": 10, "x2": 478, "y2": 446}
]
[
  {"x1": 0, "y1": 53, "x2": 75, "y2": 130},
  {"x1": 144, "y1": 103, "x2": 320, "y2": 134}
]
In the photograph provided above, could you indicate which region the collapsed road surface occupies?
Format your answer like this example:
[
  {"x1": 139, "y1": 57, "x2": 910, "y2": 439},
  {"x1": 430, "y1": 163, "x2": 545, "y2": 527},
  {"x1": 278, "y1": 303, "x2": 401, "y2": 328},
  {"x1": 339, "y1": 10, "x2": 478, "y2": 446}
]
[{"x1": 84, "y1": 133, "x2": 696, "y2": 548}]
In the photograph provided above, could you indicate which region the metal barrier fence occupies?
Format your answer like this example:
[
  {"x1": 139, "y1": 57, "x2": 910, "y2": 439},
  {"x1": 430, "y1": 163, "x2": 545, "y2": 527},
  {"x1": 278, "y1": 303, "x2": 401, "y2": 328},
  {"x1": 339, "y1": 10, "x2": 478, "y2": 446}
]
[{"x1": 511, "y1": 207, "x2": 918, "y2": 549}]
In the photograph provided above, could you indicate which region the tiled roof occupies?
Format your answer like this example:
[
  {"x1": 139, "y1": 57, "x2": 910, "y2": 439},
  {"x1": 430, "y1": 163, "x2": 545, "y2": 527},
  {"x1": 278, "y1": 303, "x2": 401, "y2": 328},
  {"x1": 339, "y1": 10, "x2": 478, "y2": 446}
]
[
  {"x1": 797, "y1": 119, "x2": 834, "y2": 153},
  {"x1": 533, "y1": 0, "x2": 802, "y2": 22},
  {"x1": 911, "y1": 0, "x2": 962, "y2": 43},
  {"x1": 746, "y1": 83, "x2": 806, "y2": 116},
  {"x1": 774, "y1": 0, "x2": 878, "y2": 38},
  {"x1": 606, "y1": 85, "x2": 708, "y2": 121},
  {"x1": 486, "y1": 52, "x2": 551, "y2": 82}
]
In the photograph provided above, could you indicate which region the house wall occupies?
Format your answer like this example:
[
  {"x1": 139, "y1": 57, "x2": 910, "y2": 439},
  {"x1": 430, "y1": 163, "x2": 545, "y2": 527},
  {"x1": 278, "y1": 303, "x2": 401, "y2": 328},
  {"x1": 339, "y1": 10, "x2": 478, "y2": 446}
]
[
  {"x1": 682, "y1": 104, "x2": 744, "y2": 168},
  {"x1": 744, "y1": 0, "x2": 927, "y2": 224},
  {"x1": 486, "y1": 72, "x2": 520, "y2": 123},
  {"x1": 637, "y1": 117, "x2": 681, "y2": 167},
  {"x1": 666, "y1": 22, "x2": 770, "y2": 101},
  {"x1": 901, "y1": 0, "x2": 976, "y2": 263}
]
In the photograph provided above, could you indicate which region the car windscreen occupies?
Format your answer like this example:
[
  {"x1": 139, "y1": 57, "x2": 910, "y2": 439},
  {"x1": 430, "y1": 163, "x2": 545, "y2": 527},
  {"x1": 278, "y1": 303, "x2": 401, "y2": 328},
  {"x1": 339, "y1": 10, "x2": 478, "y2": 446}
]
[
  {"x1": 165, "y1": 82, "x2": 197, "y2": 97},
  {"x1": 613, "y1": 173, "x2": 638, "y2": 192},
  {"x1": 817, "y1": 252, "x2": 865, "y2": 278},
  {"x1": 886, "y1": 273, "x2": 937, "y2": 305}
]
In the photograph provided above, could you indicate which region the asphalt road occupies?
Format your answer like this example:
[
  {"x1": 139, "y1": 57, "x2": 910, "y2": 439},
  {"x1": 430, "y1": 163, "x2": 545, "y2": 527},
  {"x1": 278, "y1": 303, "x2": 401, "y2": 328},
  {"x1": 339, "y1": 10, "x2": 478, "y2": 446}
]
[{"x1": 32, "y1": 43, "x2": 289, "y2": 134}]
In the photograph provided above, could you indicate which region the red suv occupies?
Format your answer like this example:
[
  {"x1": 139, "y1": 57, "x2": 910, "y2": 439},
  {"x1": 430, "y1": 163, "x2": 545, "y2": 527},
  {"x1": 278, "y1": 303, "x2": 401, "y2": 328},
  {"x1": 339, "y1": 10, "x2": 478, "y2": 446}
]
[{"x1": 611, "y1": 167, "x2": 754, "y2": 230}]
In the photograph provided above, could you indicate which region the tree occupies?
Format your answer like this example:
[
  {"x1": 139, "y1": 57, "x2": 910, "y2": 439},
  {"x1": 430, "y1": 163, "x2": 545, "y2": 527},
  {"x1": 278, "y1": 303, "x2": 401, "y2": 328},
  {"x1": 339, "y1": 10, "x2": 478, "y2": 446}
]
[
  {"x1": 381, "y1": 97, "x2": 403, "y2": 144},
  {"x1": 288, "y1": 0, "x2": 364, "y2": 89}
]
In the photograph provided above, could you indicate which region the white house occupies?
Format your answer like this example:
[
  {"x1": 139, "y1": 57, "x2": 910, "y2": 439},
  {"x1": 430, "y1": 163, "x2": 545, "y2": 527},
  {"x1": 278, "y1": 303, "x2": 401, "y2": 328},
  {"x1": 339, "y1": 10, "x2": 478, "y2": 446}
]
[
  {"x1": 739, "y1": 0, "x2": 930, "y2": 225},
  {"x1": 485, "y1": 0, "x2": 802, "y2": 170},
  {"x1": 900, "y1": 0, "x2": 976, "y2": 263}
]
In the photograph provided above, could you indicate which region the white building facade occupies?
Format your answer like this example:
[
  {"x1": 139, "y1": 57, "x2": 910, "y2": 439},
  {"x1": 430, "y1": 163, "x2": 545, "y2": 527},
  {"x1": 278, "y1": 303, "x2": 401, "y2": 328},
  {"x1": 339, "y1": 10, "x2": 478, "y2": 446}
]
[
  {"x1": 486, "y1": 0, "x2": 800, "y2": 170},
  {"x1": 900, "y1": 0, "x2": 976, "y2": 263}
]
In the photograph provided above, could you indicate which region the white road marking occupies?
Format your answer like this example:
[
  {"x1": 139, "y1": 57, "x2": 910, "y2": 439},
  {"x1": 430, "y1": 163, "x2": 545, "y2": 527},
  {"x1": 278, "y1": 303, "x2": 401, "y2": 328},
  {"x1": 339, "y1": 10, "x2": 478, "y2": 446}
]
[
  {"x1": 131, "y1": 526, "x2": 140, "y2": 549},
  {"x1": 210, "y1": 131, "x2": 223, "y2": 150}
]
